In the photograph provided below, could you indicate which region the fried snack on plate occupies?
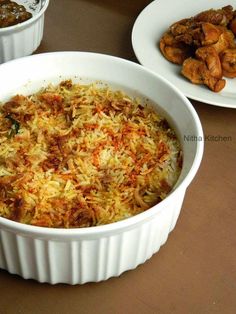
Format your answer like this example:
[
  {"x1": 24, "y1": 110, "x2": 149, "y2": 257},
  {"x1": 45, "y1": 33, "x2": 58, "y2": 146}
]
[
  {"x1": 159, "y1": 31, "x2": 193, "y2": 64},
  {"x1": 195, "y1": 46, "x2": 222, "y2": 78},
  {"x1": 181, "y1": 57, "x2": 226, "y2": 92},
  {"x1": 170, "y1": 20, "x2": 222, "y2": 47},
  {"x1": 220, "y1": 48, "x2": 236, "y2": 77},
  {"x1": 211, "y1": 27, "x2": 236, "y2": 53},
  {"x1": 159, "y1": 5, "x2": 236, "y2": 92},
  {"x1": 194, "y1": 5, "x2": 234, "y2": 26}
]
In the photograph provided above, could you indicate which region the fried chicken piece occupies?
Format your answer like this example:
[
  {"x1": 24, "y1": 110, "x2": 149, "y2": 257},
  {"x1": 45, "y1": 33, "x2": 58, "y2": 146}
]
[
  {"x1": 159, "y1": 19, "x2": 222, "y2": 64},
  {"x1": 159, "y1": 5, "x2": 236, "y2": 92},
  {"x1": 182, "y1": 22, "x2": 222, "y2": 46},
  {"x1": 170, "y1": 22, "x2": 196, "y2": 46},
  {"x1": 195, "y1": 46, "x2": 222, "y2": 78},
  {"x1": 159, "y1": 31, "x2": 193, "y2": 64},
  {"x1": 197, "y1": 22, "x2": 223, "y2": 46},
  {"x1": 211, "y1": 28, "x2": 236, "y2": 53},
  {"x1": 170, "y1": 18, "x2": 196, "y2": 37},
  {"x1": 181, "y1": 58, "x2": 226, "y2": 92},
  {"x1": 171, "y1": 20, "x2": 223, "y2": 47},
  {"x1": 220, "y1": 48, "x2": 236, "y2": 78},
  {"x1": 194, "y1": 5, "x2": 234, "y2": 26}
]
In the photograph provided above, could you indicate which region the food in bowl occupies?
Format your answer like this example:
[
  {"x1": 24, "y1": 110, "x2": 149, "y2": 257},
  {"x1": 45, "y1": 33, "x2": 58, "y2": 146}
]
[
  {"x1": 0, "y1": 80, "x2": 182, "y2": 228},
  {"x1": 0, "y1": 0, "x2": 49, "y2": 63},
  {"x1": 0, "y1": 0, "x2": 32, "y2": 28},
  {"x1": 159, "y1": 5, "x2": 236, "y2": 92},
  {"x1": 0, "y1": 52, "x2": 203, "y2": 284}
]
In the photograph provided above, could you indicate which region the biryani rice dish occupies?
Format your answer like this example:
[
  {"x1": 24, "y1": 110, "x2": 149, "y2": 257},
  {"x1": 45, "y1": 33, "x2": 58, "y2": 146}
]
[{"x1": 0, "y1": 80, "x2": 182, "y2": 228}]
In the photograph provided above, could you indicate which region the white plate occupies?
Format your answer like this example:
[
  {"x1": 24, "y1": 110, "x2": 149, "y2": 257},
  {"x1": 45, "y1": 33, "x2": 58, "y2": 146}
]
[{"x1": 132, "y1": 0, "x2": 236, "y2": 108}]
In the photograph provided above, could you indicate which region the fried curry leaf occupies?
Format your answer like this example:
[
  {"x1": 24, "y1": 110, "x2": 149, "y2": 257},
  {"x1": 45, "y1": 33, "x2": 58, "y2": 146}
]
[{"x1": 5, "y1": 114, "x2": 20, "y2": 138}]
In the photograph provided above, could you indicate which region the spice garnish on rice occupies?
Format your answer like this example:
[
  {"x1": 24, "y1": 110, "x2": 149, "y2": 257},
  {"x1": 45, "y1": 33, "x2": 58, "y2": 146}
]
[{"x1": 0, "y1": 80, "x2": 182, "y2": 228}]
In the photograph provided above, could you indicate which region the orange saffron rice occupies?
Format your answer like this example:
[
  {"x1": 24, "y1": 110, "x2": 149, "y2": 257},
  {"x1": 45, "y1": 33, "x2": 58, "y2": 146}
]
[{"x1": 0, "y1": 80, "x2": 182, "y2": 228}]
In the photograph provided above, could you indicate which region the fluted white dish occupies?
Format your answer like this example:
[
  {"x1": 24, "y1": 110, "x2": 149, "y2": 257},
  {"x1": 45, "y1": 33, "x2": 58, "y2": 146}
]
[
  {"x1": 0, "y1": 0, "x2": 49, "y2": 63},
  {"x1": 0, "y1": 52, "x2": 204, "y2": 284}
]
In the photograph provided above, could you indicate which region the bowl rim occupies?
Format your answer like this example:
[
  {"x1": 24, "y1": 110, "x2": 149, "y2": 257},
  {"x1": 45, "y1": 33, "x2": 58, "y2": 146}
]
[
  {"x1": 0, "y1": 51, "x2": 204, "y2": 236},
  {"x1": 0, "y1": 0, "x2": 50, "y2": 34}
]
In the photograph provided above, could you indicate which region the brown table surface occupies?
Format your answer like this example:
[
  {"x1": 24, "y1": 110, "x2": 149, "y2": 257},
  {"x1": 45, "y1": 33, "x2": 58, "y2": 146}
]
[{"x1": 1, "y1": 1, "x2": 236, "y2": 313}]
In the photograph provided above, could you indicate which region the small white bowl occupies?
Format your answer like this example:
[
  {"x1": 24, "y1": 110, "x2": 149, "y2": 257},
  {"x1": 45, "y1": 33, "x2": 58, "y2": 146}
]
[
  {"x1": 0, "y1": 52, "x2": 204, "y2": 284},
  {"x1": 0, "y1": 0, "x2": 50, "y2": 63}
]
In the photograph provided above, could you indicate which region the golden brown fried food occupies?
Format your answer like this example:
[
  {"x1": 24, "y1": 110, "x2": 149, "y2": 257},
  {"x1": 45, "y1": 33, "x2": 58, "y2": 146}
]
[
  {"x1": 159, "y1": 5, "x2": 236, "y2": 92},
  {"x1": 181, "y1": 58, "x2": 226, "y2": 92},
  {"x1": 211, "y1": 28, "x2": 236, "y2": 53},
  {"x1": 220, "y1": 48, "x2": 236, "y2": 77},
  {"x1": 159, "y1": 31, "x2": 193, "y2": 64},
  {"x1": 170, "y1": 18, "x2": 199, "y2": 44},
  {"x1": 181, "y1": 58, "x2": 205, "y2": 84},
  {"x1": 197, "y1": 22, "x2": 223, "y2": 46},
  {"x1": 170, "y1": 18, "x2": 193, "y2": 36},
  {"x1": 170, "y1": 20, "x2": 222, "y2": 47},
  {"x1": 195, "y1": 46, "x2": 222, "y2": 78},
  {"x1": 194, "y1": 5, "x2": 234, "y2": 26}
]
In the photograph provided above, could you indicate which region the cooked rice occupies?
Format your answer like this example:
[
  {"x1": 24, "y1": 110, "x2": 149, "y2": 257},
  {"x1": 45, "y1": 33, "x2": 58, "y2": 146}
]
[{"x1": 0, "y1": 80, "x2": 182, "y2": 228}]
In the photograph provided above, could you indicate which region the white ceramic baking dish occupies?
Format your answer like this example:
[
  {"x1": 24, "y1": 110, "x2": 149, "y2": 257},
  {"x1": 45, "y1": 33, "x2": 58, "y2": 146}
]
[
  {"x1": 0, "y1": 0, "x2": 50, "y2": 63},
  {"x1": 0, "y1": 52, "x2": 204, "y2": 284}
]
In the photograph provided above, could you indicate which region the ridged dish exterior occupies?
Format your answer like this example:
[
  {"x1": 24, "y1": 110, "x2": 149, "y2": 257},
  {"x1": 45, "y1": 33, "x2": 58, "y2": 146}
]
[
  {"x1": 0, "y1": 191, "x2": 185, "y2": 284},
  {"x1": 0, "y1": 15, "x2": 44, "y2": 64},
  {"x1": 0, "y1": 51, "x2": 204, "y2": 285}
]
